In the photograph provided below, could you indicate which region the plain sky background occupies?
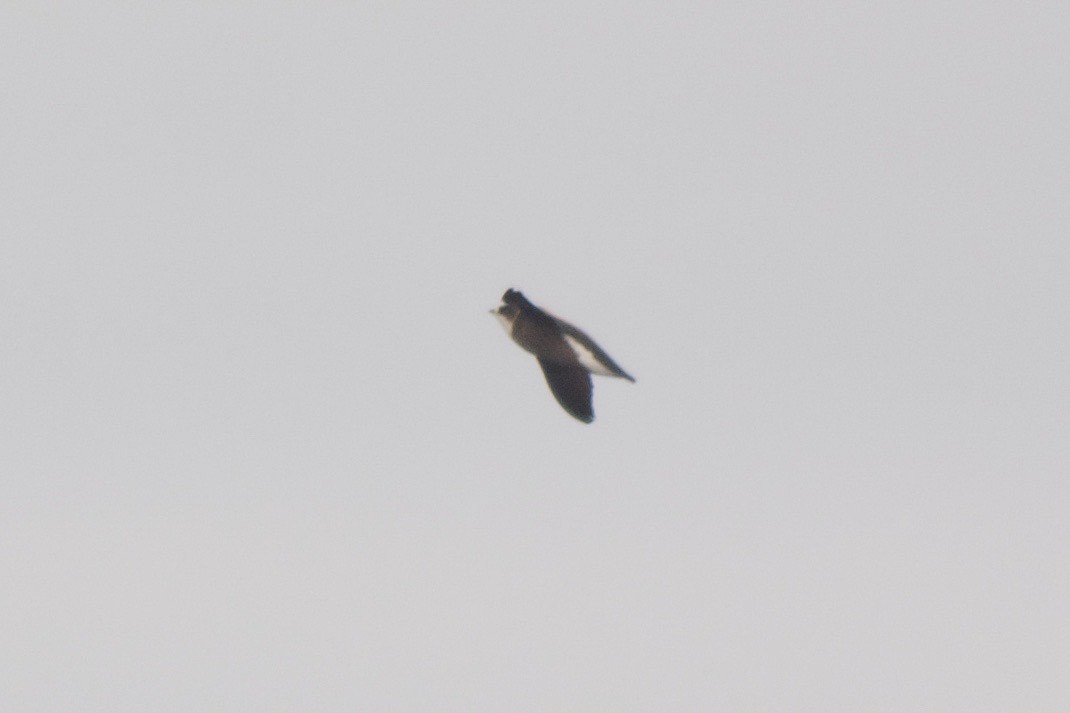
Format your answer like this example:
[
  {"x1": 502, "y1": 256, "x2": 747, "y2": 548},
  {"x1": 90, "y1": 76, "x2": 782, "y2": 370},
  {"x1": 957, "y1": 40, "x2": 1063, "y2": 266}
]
[{"x1": 3, "y1": 3, "x2": 1068, "y2": 711}]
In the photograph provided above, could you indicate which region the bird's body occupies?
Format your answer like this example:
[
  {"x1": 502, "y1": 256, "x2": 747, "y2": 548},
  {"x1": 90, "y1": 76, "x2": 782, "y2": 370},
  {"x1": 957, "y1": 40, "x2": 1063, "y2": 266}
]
[{"x1": 491, "y1": 288, "x2": 634, "y2": 423}]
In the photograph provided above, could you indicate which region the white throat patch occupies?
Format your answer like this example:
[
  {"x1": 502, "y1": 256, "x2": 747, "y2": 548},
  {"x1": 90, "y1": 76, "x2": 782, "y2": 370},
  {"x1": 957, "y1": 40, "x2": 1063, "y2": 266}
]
[{"x1": 494, "y1": 310, "x2": 515, "y2": 335}]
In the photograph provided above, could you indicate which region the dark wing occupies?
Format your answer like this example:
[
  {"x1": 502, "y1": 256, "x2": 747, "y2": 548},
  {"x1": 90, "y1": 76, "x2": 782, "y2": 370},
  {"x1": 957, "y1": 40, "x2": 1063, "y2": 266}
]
[
  {"x1": 551, "y1": 318, "x2": 635, "y2": 382},
  {"x1": 537, "y1": 357, "x2": 594, "y2": 423}
]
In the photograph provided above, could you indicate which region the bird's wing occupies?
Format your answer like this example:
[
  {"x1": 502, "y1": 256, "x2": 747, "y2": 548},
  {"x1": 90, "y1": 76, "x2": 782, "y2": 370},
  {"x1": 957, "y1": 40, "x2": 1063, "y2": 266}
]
[
  {"x1": 537, "y1": 357, "x2": 594, "y2": 423},
  {"x1": 551, "y1": 318, "x2": 635, "y2": 382}
]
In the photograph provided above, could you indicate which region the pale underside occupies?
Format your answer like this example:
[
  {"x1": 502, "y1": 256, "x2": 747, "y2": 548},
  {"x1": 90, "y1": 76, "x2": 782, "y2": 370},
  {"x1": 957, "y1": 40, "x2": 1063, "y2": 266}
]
[{"x1": 562, "y1": 334, "x2": 619, "y2": 377}]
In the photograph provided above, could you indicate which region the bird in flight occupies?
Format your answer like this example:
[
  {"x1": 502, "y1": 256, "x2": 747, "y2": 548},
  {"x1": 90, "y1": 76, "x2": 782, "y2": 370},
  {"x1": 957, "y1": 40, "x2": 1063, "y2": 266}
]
[{"x1": 491, "y1": 288, "x2": 635, "y2": 423}]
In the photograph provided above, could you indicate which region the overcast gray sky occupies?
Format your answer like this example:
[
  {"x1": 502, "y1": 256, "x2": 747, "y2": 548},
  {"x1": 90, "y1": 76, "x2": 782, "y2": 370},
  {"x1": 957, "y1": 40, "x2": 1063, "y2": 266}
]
[{"x1": 3, "y1": 3, "x2": 1068, "y2": 711}]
